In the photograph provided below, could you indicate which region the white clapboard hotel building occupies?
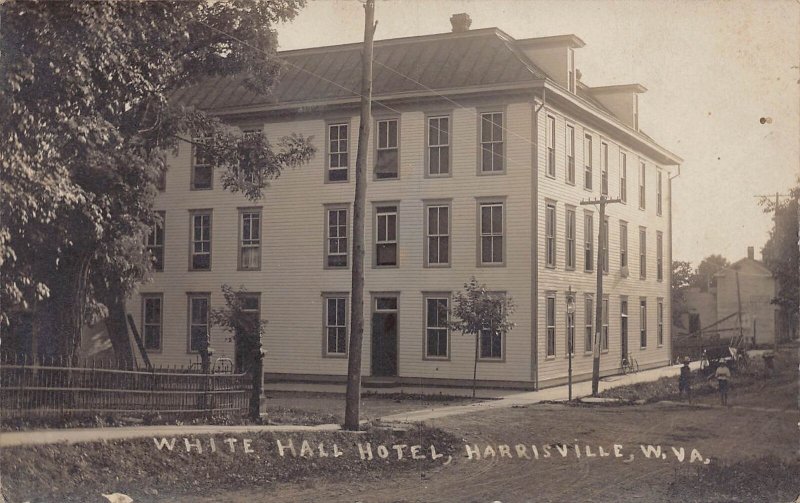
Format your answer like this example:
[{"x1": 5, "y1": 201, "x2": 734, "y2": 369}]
[{"x1": 131, "y1": 15, "x2": 681, "y2": 389}]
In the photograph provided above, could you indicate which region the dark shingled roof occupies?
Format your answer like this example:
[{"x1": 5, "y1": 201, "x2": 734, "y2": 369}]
[{"x1": 173, "y1": 28, "x2": 548, "y2": 112}]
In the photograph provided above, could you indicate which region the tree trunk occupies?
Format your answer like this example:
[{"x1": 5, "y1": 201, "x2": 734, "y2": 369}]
[
  {"x1": 34, "y1": 252, "x2": 92, "y2": 364},
  {"x1": 473, "y1": 332, "x2": 479, "y2": 398},
  {"x1": 105, "y1": 293, "x2": 134, "y2": 367}
]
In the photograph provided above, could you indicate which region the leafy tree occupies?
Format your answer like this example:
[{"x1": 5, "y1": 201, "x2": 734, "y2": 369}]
[
  {"x1": 449, "y1": 277, "x2": 515, "y2": 397},
  {"x1": 210, "y1": 285, "x2": 267, "y2": 420},
  {"x1": 692, "y1": 254, "x2": 730, "y2": 292},
  {"x1": 0, "y1": 1, "x2": 314, "y2": 362},
  {"x1": 671, "y1": 260, "x2": 696, "y2": 330},
  {"x1": 760, "y1": 181, "x2": 800, "y2": 341}
]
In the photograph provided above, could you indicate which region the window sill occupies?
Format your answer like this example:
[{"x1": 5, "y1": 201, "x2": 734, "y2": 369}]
[
  {"x1": 323, "y1": 353, "x2": 348, "y2": 359},
  {"x1": 425, "y1": 173, "x2": 452, "y2": 179},
  {"x1": 325, "y1": 178, "x2": 349, "y2": 184},
  {"x1": 190, "y1": 187, "x2": 213, "y2": 191},
  {"x1": 477, "y1": 170, "x2": 507, "y2": 176},
  {"x1": 374, "y1": 264, "x2": 400, "y2": 269},
  {"x1": 477, "y1": 357, "x2": 505, "y2": 363},
  {"x1": 189, "y1": 268, "x2": 212, "y2": 272},
  {"x1": 423, "y1": 356, "x2": 451, "y2": 362},
  {"x1": 425, "y1": 263, "x2": 451, "y2": 269},
  {"x1": 479, "y1": 263, "x2": 506, "y2": 268},
  {"x1": 545, "y1": 264, "x2": 556, "y2": 270},
  {"x1": 545, "y1": 355, "x2": 556, "y2": 360}
]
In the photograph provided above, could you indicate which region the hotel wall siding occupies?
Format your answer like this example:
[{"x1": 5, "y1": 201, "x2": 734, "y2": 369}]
[
  {"x1": 130, "y1": 102, "x2": 535, "y2": 382},
  {"x1": 534, "y1": 105, "x2": 672, "y2": 384}
]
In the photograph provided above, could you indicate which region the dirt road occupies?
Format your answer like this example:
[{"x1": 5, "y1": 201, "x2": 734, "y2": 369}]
[{"x1": 167, "y1": 399, "x2": 797, "y2": 503}]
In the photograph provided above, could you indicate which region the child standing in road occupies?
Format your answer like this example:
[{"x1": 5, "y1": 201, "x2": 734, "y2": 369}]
[
  {"x1": 679, "y1": 358, "x2": 692, "y2": 402},
  {"x1": 713, "y1": 361, "x2": 731, "y2": 405}
]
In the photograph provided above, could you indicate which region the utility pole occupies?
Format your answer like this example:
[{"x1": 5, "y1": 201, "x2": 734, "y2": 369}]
[
  {"x1": 344, "y1": 0, "x2": 376, "y2": 432},
  {"x1": 580, "y1": 195, "x2": 622, "y2": 396}
]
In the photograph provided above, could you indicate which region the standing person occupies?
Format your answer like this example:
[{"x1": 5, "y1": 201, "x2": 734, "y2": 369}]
[
  {"x1": 679, "y1": 357, "x2": 692, "y2": 402},
  {"x1": 714, "y1": 361, "x2": 731, "y2": 405}
]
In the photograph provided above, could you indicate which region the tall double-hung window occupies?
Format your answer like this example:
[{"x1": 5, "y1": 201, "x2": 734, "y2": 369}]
[
  {"x1": 601, "y1": 142, "x2": 609, "y2": 196},
  {"x1": 480, "y1": 112, "x2": 504, "y2": 173},
  {"x1": 190, "y1": 211, "x2": 212, "y2": 270},
  {"x1": 326, "y1": 206, "x2": 348, "y2": 268},
  {"x1": 425, "y1": 296, "x2": 449, "y2": 358},
  {"x1": 239, "y1": 209, "x2": 261, "y2": 270},
  {"x1": 546, "y1": 115, "x2": 556, "y2": 177},
  {"x1": 566, "y1": 125, "x2": 576, "y2": 184},
  {"x1": 479, "y1": 202, "x2": 504, "y2": 265},
  {"x1": 327, "y1": 123, "x2": 349, "y2": 182},
  {"x1": 545, "y1": 202, "x2": 556, "y2": 268},
  {"x1": 324, "y1": 295, "x2": 347, "y2": 355},
  {"x1": 565, "y1": 207, "x2": 576, "y2": 270},
  {"x1": 375, "y1": 119, "x2": 399, "y2": 179},
  {"x1": 375, "y1": 205, "x2": 398, "y2": 266},
  {"x1": 426, "y1": 204, "x2": 450, "y2": 266},
  {"x1": 583, "y1": 133, "x2": 593, "y2": 190},
  {"x1": 147, "y1": 211, "x2": 165, "y2": 272},
  {"x1": 428, "y1": 116, "x2": 450, "y2": 176}
]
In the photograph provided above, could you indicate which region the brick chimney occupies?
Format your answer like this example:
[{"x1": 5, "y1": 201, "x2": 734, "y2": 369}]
[
  {"x1": 450, "y1": 13, "x2": 471, "y2": 32},
  {"x1": 747, "y1": 246, "x2": 754, "y2": 260}
]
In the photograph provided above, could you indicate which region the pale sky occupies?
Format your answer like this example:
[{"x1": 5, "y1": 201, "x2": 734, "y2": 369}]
[{"x1": 276, "y1": 0, "x2": 800, "y2": 266}]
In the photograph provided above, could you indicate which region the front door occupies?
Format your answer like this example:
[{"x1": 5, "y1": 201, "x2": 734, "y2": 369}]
[
  {"x1": 371, "y1": 296, "x2": 398, "y2": 377},
  {"x1": 620, "y1": 299, "x2": 629, "y2": 365}
]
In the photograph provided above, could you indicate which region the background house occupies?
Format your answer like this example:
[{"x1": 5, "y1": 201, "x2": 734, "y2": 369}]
[{"x1": 679, "y1": 247, "x2": 779, "y2": 352}]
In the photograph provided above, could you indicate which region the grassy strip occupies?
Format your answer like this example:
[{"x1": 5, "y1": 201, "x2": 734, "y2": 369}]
[
  {"x1": 0, "y1": 424, "x2": 459, "y2": 502},
  {"x1": 600, "y1": 351, "x2": 797, "y2": 403}
]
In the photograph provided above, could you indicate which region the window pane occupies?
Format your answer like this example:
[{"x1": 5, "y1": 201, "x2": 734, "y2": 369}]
[
  {"x1": 377, "y1": 244, "x2": 397, "y2": 266},
  {"x1": 482, "y1": 237, "x2": 492, "y2": 263},
  {"x1": 428, "y1": 207, "x2": 438, "y2": 235},
  {"x1": 481, "y1": 206, "x2": 491, "y2": 233},
  {"x1": 439, "y1": 236, "x2": 449, "y2": 263},
  {"x1": 493, "y1": 236, "x2": 503, "y2": 262},
  {"x1": 492, "y1": 144, "x2": 503, "y2": 171},
  {"x1": 492, "y1": 206, "x2": 502, "y2": 233},
  {"x1": 439, "y1": 207, "x2": 448, "y2": 234},
  {"x1": 193, "y1": 166, "x2": 212, "y2": 189},
  {"x1": 481, "y1": 146, "x2": 492, "y2": 171},
  {"x1": 387, "y1": 214, "x2": 397, "y2": 241},
  {"x1": 376, "y1": 150, "x2": 398, "y2": 178}
]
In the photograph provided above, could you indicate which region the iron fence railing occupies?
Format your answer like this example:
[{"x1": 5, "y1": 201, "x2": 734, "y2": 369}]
[{"x1": 0, "y1": 353, "x2": 250, "y2": 419}]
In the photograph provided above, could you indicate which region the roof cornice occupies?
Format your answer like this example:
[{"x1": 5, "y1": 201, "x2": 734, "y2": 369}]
[
  {"x1": 516, "y1": 34, "x2": 586, "y2": 48},
  {"x1": 590, "y1": 84, "x2": 648, "y2": 94},
  {"x1": 542, "y1": 81, "x2": 682, "y2": 165}
]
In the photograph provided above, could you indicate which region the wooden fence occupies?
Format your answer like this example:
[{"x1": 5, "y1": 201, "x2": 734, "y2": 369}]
[{"x1": 0, "y1": 353, "x2": 251, "y2": 419}]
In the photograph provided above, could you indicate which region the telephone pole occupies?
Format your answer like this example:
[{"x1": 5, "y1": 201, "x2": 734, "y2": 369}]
[
  {"x1": 344, "y1": 0, "x2": 376, "y2": 431},
  {"x1": 580, "y1": 195, "x2": 622, "y2": 396}
]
